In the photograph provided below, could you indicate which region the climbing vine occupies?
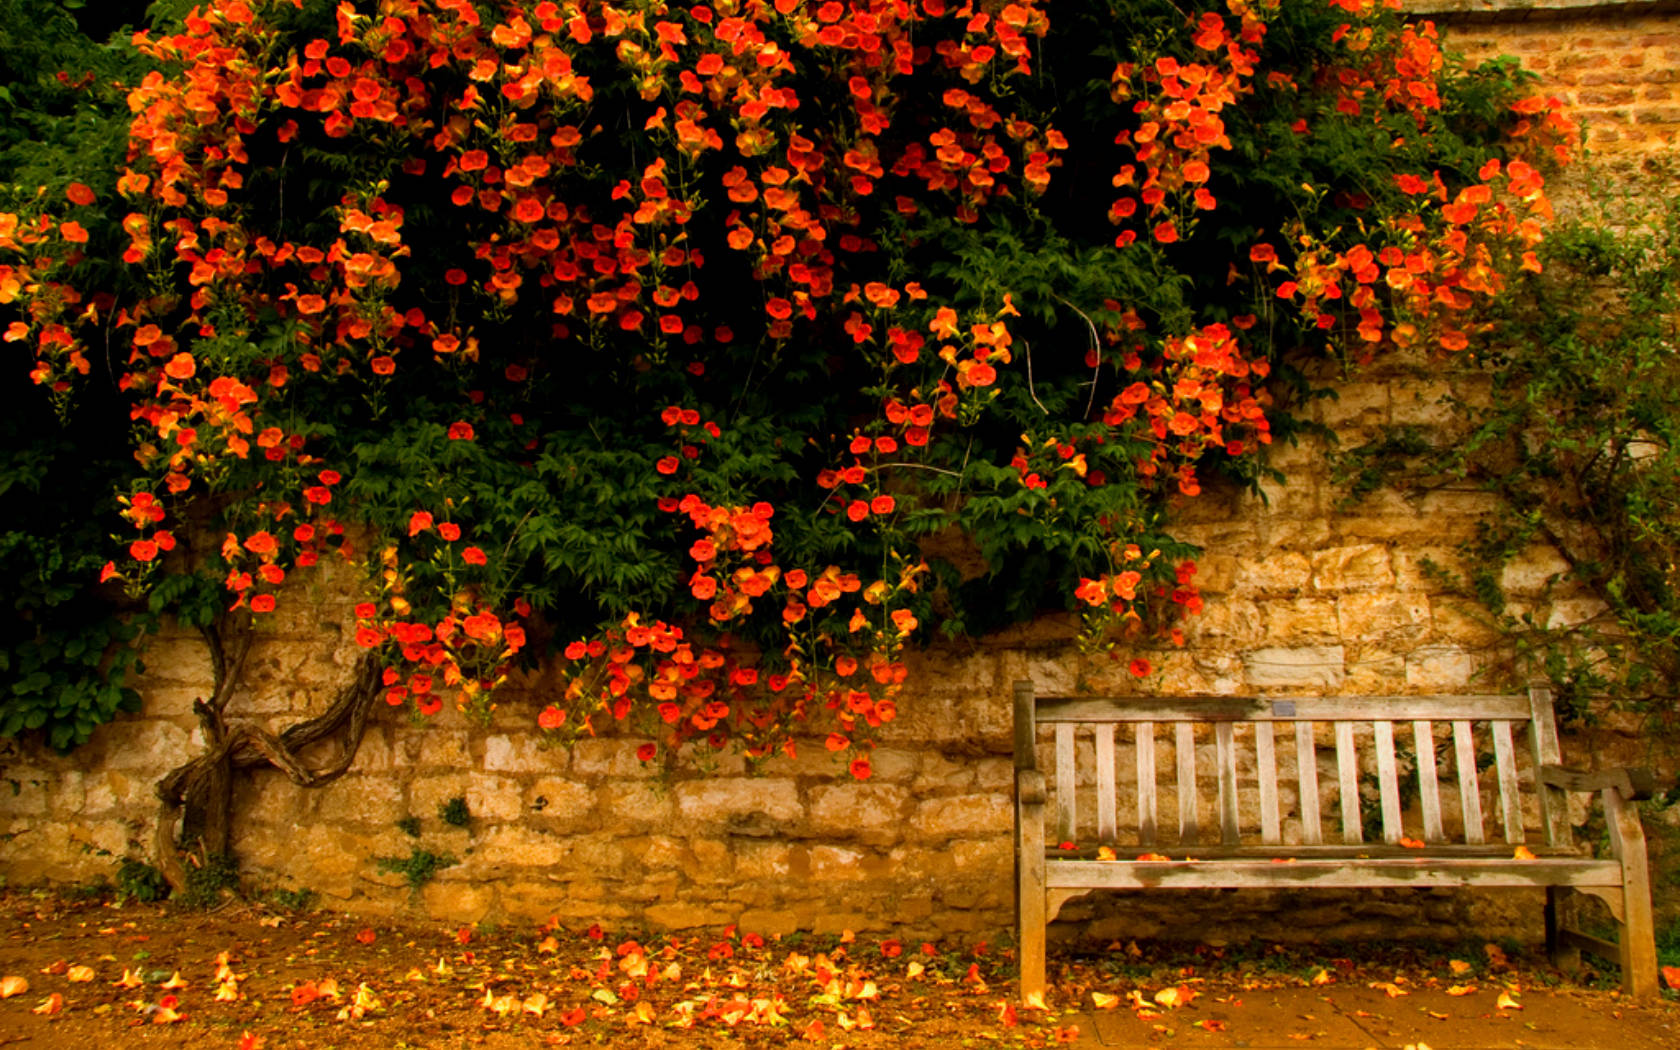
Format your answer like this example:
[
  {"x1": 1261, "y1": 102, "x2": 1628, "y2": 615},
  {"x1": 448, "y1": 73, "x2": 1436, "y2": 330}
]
[{"x1": 1, "y1": 0, "x2": 1571, "y2": 775}]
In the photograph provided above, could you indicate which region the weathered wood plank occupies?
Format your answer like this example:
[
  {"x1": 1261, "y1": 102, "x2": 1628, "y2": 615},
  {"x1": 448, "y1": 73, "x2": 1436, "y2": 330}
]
[
  {"x1": 1558, "y1": 927, "x2": 1617, "y2": 966},
  {"x1": 1055, "y1": 724, "x2": 1076, "y2": 846},
  {"x1": 1216, "y1": 722, "x2": 1240, "y2": 846},
  {"x1": 1014, "y1": 681, "x2": 1036, "y2": 771},
  {"x1": 1414, "y1": 720, "x2": 1444, "y2": 843},
  {"x1": 1045, "y1": 842, "x2": 1585, "y2": 861},
  {"x1": 1454, "y1": 720, "x2": 1484, "y2": 845},
  {"x1": 1492, "y1": 719, "x2": 1524, "y2": 844},
  {"x1": 1137, "y1": 722, "x2": 1157, "y2": 846},
  {"x1": 1034, "y1": 695, "x2": 1531, "y2": 724},
  {"x1": 1043, "y1": 857, "x2": 1626, "y2": 892},
  {"x1": 1256, "y1": 721, "x2": 1280, "y2": 846},
  {"x1": 1374, "y1": 720, "x2": 1402, "y2": 845},
  {"x1": 1297, "y1": 721, "x2": 1322, "y2": 845},
  {"x1": 1540, "y1": 765, "x2": 1659, "y2": 800},
  {"x1": 1176, "y1": 722, "x2": 1199, "y2": 845},
  {"x1": 1016, "y1": 769, "x2": 1048, "y2": 1005},
  {"x1": 1336, "y1": 721, "x2": 1362, "y2": 845},
  {"x1": 1528, "y1": 686, "x2": 1567, "y2": 849},
  {"x1": 1605, "y1": 786, "x2": 1661, "y2": 998},
  {"x1": 1095, "y1": 723, "x2": 1116, "y2": 843}
]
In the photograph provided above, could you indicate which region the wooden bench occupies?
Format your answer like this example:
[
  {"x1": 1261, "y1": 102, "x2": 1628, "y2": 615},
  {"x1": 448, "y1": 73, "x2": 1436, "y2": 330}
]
[{"x1": 1012, "y1": 682, "x2": 1660, "y2": 1001}]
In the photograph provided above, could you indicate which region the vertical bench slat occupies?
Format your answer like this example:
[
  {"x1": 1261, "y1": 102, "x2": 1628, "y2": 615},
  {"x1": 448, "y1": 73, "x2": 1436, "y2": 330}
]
[
  {"x1": 1256, "y1": 721, "x2": 1280, "y2": 845},
  {"x1": 1336, "y1": 721, "x2": 1362, "y2": 844},
  {"x1": 1454, "y1": 720, "x2": 1485, "y2": 844},
  {"x1": 1216, "y1": 722, "x2": 1240, "y2": 846},
  {"x1": 1528, "y1": 686, "x2": 1568, "y2": 847},
  {"x1": 1095, "y1": 723, "x2": 1117, "y2": 843},
  {"x1": 1414, "y1": 720, "x2": 1445, "y2": 842},
  {"x1": 1176, "y1": 722, "x2": 1199, "y2": 845},
  {"x1": 1373, "y1": 720, "x2": 1403, "y2": 844},
  {"x1": 1055, "y1": 723, "x2": 1076, "y2": 846},
  {"x1": 1137, "y1": 722, "x2": 1157, "y2": 846},
  {"x1": 1492, "y1": 719, "x2": 1525, "y2": 844},
  {"x1": 1296, "y1": 720, "x2": 1322, "y2": 845}
]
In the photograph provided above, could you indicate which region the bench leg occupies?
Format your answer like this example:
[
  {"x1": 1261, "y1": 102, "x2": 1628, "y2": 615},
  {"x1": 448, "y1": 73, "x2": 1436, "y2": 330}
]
[
  {"x1": 1017, "y1": 799, "x2": 1047, "y2": 1004},
  {"x1": 1605, "y1": 789, "x2": 1660, "y2": 999},
  {"x1": 1545, "y1": 887, "x2": 1580, "y2": 972}
]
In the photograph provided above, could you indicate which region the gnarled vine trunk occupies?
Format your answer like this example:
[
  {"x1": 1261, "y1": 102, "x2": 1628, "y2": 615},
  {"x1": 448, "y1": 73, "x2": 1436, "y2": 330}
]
[{"x1": 153, "y1": 618, "x2": 381, "y2": 894}]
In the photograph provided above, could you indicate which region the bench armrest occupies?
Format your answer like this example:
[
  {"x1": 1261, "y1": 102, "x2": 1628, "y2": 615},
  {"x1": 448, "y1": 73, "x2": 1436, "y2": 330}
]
[
  {"x1": 1017, "y1": 768, "x2": 1047, "y2": 806},
  {"x1": 1539, "y1": 763, "x2": 1659, "y2": 802}
]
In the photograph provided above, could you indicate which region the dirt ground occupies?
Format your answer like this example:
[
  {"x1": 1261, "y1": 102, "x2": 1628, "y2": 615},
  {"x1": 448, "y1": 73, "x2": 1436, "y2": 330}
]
[{"x1": 0, "y1": 890, "x2": 1675, "y2": 1049}]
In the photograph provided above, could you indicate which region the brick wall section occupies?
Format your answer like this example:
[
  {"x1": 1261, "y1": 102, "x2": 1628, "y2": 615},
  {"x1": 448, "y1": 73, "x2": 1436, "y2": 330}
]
[
  {"x1": 1, "y1": 4, "x2": 1675, "y2": 946},
  {"x1": 1417, "y1": 1, "x2": 1680, "y2": 172}
]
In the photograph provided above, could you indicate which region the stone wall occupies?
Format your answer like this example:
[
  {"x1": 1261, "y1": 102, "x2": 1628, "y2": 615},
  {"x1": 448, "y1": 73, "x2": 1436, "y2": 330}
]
[
  {"x1": 1418, "y1": 0, "x2": 1680, "y2": 173},
  {"x1": 1, "y1": 2, "x2": 1677, "y2": 949}
]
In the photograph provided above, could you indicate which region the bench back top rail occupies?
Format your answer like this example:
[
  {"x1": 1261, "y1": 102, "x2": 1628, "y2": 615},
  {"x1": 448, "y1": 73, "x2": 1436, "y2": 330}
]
[{"x1": 1014, "y1": 683, "x2": 1568, "y2": 852}]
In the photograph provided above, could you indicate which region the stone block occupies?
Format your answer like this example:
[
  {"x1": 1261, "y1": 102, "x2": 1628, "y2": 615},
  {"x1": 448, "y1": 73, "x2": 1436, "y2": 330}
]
[
  {"x1": 1500, "y1": 544, "x2": 1573, "y2": 596},
  {"x1": 625, "y1": 835, "x2": 688, "y2": 869},
  {"x1": 407, "y1": 773, "x2": 470, "y2": 824},
  {"x1": 140, "y1": 636, "x2": 218, "y2": 686},
  {"x1": 807, "y1": 783, "x2": 910, "y2": 837},
  {"x1": 911, "y1": 753, "x2": 974, "y2": 793},
  {"x1": 421, "y1": 881, "x2": 494, "y2": 924},
  {"x1": 1243, "y1": 646, "x2": 1345, "y2": 689},
  {"x1": 674, "y1": 779, "x2": 802, "y2": 832},
  {"x1": 1545, "y1": 597, "x2": 1611, "y2": 629},
  {"x1": 973, "y1": 758, "x2": 1013, "y2": 791},
  {"x1": 1388, "y1": 380, "x2": 1456, "y2": 428},
  {"x1": 734, "y1": 840, "x2": 791, "y2": 879},
  {"x1": 1253, "y1": 474, "x2": 1322, "y2": 519},
  {"x1": 910, "y1": 792, "x2": 1010, "y2": 838},
  {"x1": 1336, "y1": 593, "x2": 1431, "y2": 643},
  {"x1": 470, "y1": 825, "x2": 569, "y2": 868},
  {"x1": 1193, "y1": 552, "x2": 1243, "y2": 595},
  {"x1": 525, "y1": 778, "x2": 597, "y2": 830},
  {"x1": 571, "y1": 738, "x2": 657, "y2": 778},
  {"x1": 1342, "y1": 651, "x2": 1406, "y2": 695},
  {"x1": 599, "y1": 782, "x2": 675, "y2": 831},
  {"x1": 1231, "y1": 553, "x2": 1312, "y2": 596},
  {"x1": 1391, "y1": 548, "x2": 1467, "y2": 593},
  {"x1": 416, "y1": 729, "x2": 473, "y2": 768},
  {"x1": 949, "y1": 836, "x2": 1011, "y2": 874},
  {"x1": 483, "y1": 733, "x2": 565, "y2": 773},
  {"x1": 342, "y1": 727, "x2": 392, "y2": 773},
  {"x1": 316, "y1": 776, "x2": 405, "y2": 827},
  {"x1": 1310, "y1": 544, "x2": 1395, "y2": 592},
  {"x1": 1405, "y1": 646, "x2": 1475, "y2": 691},
  {"x1": 645, "y1": 901, "x2": 731, "y2": 929},
  {"x1": 737, "y1": 909, "x2": 803, "y2": 936},
  {"x1": 557, "y1": 833, "x2": 631, "y2": 877},
  {"x1": 1181, "y1": 598, "x2": 1262, "y2": 646},
  {"x1": 1318, "y1": 382, "x2": 1390, "y2": 428},
  {"x1": 807, "y1": 844, "x2": 876, "y2": 881},
  {"x1": 1261, "y1": 598, "x2": 1340, "y2": 643},
  {"x1": 103, "y1": 719, "x2": 192, "y2": 771}
]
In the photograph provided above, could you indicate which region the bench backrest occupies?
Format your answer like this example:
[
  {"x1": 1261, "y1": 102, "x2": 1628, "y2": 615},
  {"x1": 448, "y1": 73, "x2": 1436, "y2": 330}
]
[{"x1": 1014, "y1": 683, "x2": 1571, "y2": 851}]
